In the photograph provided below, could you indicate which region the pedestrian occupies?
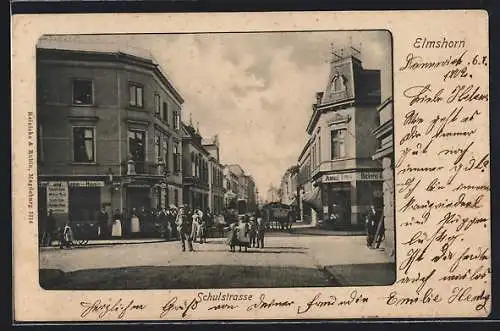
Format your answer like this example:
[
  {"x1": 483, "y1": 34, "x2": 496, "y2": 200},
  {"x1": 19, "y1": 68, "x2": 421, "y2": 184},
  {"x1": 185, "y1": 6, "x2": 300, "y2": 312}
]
[
  {"x1": 226, "y1": 222, "x2": 238, "y2": 252},
  {"x1": 198, "y1": 211, "x2": 208, "y2": 244},
  {"x1": 111, "y1": 208, "x2": 122, "y2": 238},
  {"x1": 175, "y1": 206, "x2": 194, "y2": 252},
  {"x1": 130, "y1": 208, "x2": 140, "y2": 237},
  {"x1": 97, "y1": 207, "x2": 109, "y2": 239},
  {"x1": 42, "y1": 209, "x2": 56, "y2": 247},
  {"x1": 248, "y1": 217, "x2": 257, "y2": 248},
  {"x1": 121, "y1": 208, "x2": 129, "y2": 238},
  {"x1": 365, "y1": 205, "x2": 380, "y2": 247},
  {"x1": 158, "y1": 207, "x2": 169, "y2": 240},
  {"x1": 236, "y1": 216, "x2": 250, "y2": 252},
  {"x1": 256, "y1": 217, "x2": 266, "y2": 248},
  {"x1": 168, "y1": 206, "x2": 178, "y2": 239},
  {"x1": 215, "y1": 213, "x2": 226, "y2": 238},
  {"x1": 59, "y1": 220, "x2": 74, "y2": 249},
  {"x1": 191, "y1": 210, "x2": 200, "y2": 243}
]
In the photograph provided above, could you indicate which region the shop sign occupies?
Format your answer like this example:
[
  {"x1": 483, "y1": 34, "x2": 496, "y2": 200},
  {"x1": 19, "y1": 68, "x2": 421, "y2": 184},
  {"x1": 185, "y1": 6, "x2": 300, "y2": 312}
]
[
  {"x1": 47, "y1": 181, "x2": 68, "y2": 214},
  {"x1": 68, "y1": 180, "x2": 105, "y2": 188},
  {"x1": 323, "y1": 173, "x2": 354, "y2": 183},
  {"x1": 357, "y1": 172, "x2": 383, "y2": 181}
]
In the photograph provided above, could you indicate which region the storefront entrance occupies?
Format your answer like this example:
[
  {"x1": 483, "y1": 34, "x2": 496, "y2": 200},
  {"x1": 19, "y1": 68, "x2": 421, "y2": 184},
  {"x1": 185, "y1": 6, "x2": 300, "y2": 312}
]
[
  {"x1": 127, "y1": 187, "x2": 151, "y2": 211},
  {"x1": 68, "y1": 187, "x2": 101, "y2": 222},
  {"x1": 325, "y1": 183, "x2": 351, "y2": 225}
]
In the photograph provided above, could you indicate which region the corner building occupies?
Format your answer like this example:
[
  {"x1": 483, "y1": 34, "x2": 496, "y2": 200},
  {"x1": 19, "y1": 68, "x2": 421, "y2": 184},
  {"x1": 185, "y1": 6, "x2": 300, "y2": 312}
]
[
  {"x1": 299, "y1": 47, "x2": 384, "y2": 227},
  {"x1": 36, "y1": 43, "x2": 184, "y2": 225}
]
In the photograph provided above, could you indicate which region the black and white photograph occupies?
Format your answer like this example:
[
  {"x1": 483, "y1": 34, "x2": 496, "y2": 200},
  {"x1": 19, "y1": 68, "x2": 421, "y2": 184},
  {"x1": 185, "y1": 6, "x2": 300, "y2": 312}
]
[{"x1": 36, "y1": 30, "x2": 395, "y2": 290}]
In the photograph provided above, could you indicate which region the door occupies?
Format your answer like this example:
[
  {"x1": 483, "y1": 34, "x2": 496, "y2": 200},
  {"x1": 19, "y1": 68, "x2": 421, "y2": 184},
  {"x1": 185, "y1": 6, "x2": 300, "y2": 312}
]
[{"x1": 127, "y1": 187, "x2": 151, "y2": 211}]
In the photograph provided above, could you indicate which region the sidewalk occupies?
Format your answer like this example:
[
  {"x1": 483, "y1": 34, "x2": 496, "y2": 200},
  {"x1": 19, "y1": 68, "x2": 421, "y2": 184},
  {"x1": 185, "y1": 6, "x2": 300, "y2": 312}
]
[
  {"x1": 288, "y1": 225, "x2": 365, "y2": 236},
  {"x1": 40, "y1": 238, "x2": 169, "y2": 250}
]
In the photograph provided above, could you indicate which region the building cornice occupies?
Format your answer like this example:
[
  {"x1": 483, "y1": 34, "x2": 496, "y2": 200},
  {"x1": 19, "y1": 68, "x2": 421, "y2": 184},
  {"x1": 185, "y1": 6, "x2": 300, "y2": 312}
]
[{"x1": 37, "y1": 48, "x2": 185, "y2": 104}]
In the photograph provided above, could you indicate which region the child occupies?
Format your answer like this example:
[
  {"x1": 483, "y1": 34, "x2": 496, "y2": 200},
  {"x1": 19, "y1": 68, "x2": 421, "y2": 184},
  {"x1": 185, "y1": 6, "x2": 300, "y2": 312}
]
[
  {"x1": 226, "y1": 223, "x2": 238, "y2": 252},
  {"x1": 59, "y1": 221, "x2": 74, "y2": 249}
]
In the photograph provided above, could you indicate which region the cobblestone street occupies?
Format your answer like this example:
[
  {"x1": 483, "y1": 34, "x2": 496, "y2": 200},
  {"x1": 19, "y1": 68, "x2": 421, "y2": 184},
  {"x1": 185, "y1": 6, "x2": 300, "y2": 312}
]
[{"x1": 39, "y1": 232, "x2": 395, "y2": 289}]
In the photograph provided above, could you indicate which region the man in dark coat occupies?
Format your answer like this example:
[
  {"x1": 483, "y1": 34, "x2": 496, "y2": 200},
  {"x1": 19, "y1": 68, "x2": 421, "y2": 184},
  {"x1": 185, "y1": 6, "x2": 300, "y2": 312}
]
[
  {"x1": 42, "y1": 209, "x2": 57, "y2": 247},
  {"x1": 158, "y1": 208, "x2": 169, "y2": 240},
  {"x1": 97, "y1": 207, "x2": 109, "y2": 239},
  {"x1": 365, "y1": 205, "x2": 381, "y2": 247}
]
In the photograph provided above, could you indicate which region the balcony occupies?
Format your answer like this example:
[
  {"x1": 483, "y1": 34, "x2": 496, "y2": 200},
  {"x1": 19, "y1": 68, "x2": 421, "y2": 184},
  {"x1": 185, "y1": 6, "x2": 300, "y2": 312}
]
[{"x1": 125, "y1": 160, "x2": 167, "y2": 177}]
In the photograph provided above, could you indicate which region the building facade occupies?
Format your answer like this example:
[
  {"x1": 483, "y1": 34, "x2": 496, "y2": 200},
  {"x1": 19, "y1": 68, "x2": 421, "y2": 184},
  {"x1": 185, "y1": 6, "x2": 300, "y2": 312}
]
[
  {"x1": 244, "y1": 175, "x2": 257, "y2": 213},
  {"x1": 181, "y1": 122, "x2": 210, "y2": 211},
  {"x1": 37, "y1": 44, "x2": 184, "y2": 226},
  {"x1": 372, "y1": 96, "x2": 395, "y2": 260},
  {"x1": 280, "y1": 165, "x2": 299, "y2": 206},
  {"x1": 298, "y1": 47, "x2": 384, "y2": 227},
  {"x1": 203, "y1": 136, "x2": 225, "y2": 214}
]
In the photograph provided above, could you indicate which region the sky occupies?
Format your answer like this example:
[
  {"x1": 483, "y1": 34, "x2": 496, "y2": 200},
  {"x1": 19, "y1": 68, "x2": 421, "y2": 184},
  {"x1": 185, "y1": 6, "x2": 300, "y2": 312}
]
[{"x1": 39, "y1": 31, "x2": 392, "y2": 198}]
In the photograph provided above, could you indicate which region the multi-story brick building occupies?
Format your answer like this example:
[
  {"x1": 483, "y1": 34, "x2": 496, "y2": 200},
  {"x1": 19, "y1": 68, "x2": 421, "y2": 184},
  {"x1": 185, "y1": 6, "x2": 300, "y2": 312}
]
[
  {"x1": 36, "y1": 41, "x2": 184, "y2": 226},
  {"x1": 203, "y1": 135, "x2": 225, "y2": 214},
  {"x1": 298, "y1": 46, "x2": 384, "y2": 228},
  {"x1": 181, "y1": 121, "x2": 211, "y2": 211}
]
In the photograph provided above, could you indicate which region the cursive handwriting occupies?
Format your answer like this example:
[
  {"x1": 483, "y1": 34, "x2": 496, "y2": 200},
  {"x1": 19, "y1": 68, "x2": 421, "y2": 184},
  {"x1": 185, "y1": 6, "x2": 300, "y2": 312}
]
[
  {"x1": 80, "y1": 299, "x2": 146, "y2": 319},
  {"x1": 247, "y1": 294, "x2": 294, "y2": 312}
]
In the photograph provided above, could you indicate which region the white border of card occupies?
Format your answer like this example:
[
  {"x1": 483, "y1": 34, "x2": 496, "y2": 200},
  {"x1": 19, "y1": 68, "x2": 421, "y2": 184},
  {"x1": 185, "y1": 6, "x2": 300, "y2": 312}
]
[{"x1": 12, "y1": 10, "x2": 490, "y2": 321}]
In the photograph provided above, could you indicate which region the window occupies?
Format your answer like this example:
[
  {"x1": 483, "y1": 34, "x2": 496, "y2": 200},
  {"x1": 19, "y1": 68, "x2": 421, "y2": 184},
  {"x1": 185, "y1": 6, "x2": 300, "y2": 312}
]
[
  {"x1": 73, "y1": 127, "x2": 95, "y2": 163},
  {"x1": 191, "y1": 153, "x2": 196, "y2": 176},
  {"x1": 173, "y1": 143, "x2": 180, "y2": 173},
  {"x1": 72, "y1": 79, "x2": 93, "y2": 105},
  {"x1": 331, "y1": 129, "x2": 346, "y2": 159},
  {"x1": 162, "y1": 102, "x2": 169, "y2": 124},
  {"x1": 154, "y1": 94, "x2": 161, "y2": 117},
  {"x1": 129, "y1": 83, "x2": 144, "y2": 108},
  {"x1": 154, "y1": 135, "x2": 161, "y2": 161},
  {"x1": 173, "y1": 110, "x2": 179, "y2": 129},
  {"x1": 163, "y1": 138, "x2": 169, "y2": 171},
  {"x1": 128, "y1": 129, "x2": 146, "y2": 173}
]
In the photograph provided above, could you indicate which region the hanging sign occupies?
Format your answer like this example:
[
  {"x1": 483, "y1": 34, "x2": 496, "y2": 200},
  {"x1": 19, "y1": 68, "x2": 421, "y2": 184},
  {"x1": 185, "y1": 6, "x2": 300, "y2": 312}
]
[{"x1": 47, "y1": 181, "x2": 68, "y2": 214}]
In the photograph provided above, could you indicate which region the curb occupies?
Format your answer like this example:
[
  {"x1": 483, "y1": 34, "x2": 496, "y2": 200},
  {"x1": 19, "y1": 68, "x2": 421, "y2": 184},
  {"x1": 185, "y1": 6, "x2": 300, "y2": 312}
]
[{"x1": 40, "y1": 239, "x2": 173, "y2": 250}]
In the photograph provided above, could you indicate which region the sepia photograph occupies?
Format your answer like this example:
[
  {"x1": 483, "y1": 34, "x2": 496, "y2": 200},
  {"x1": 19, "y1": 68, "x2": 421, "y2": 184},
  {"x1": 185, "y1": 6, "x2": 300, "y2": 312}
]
[{"x1": 35, "y1": 30, "x2": 395, "y2": 290}]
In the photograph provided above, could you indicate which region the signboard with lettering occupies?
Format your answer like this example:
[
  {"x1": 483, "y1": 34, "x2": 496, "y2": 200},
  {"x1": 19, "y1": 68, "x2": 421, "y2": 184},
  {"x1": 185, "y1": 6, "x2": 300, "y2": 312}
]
[
  {"x1": 322, "y1": 172, "x2": 383, "y2": 183},
  {"x1": 46, "y1": 181, "x2": 68, "y2": 214},
  {"x1": 323, "y1": 173, "x2": 354, "y2": 183},
  {"x1": 357, "y1": 172, "x2": 383, "y2": 181},
  {"x1": 68, "y1": 181, "x2": 105, "y2": 188}
]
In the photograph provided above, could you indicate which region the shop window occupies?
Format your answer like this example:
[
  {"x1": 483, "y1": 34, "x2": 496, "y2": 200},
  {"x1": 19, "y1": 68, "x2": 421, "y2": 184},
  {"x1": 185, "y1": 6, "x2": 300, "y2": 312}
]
[
  {"x1": 129, "y1": 83, "x2": 144, "y2": 108},
  {"x1": 68, "y1": 187, "x2": 101, "y2": 222},
  {"x1": 72, "y1": 79, "x2": 94, "y2": 105},
  {"x1": 331, "y1": 129, "x2": 346, "y2": 160},
  {"x1": 128, "y1": 129, "x2": 146, "y2": 173},
  {"x1": 154, "y1": 93, "x2": 161, "y2": 117},
  {"x1": 73, "y1": 127, "x2": 95, "y2": 163}
]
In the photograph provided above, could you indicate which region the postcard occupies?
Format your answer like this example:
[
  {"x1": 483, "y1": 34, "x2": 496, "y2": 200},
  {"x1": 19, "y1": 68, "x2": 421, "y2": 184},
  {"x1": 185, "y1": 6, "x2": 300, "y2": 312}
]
[{"x1": 11, "y1": 10, "x2": 490, "y2": 321}]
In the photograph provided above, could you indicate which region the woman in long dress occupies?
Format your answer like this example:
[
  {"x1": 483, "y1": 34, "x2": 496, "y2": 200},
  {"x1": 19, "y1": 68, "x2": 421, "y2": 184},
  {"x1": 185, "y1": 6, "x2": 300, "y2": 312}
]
[
  {"x1": 111, "y1": 209, "x2": 122, "y2": 238},
  {"x1": 130, "y1": 208, "x2": 140, "y2": 236}
]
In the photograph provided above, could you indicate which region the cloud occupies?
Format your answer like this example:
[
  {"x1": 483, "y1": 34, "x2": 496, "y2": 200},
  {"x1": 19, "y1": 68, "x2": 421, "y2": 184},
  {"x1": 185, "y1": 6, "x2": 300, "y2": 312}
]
[{"x1": 41, "y1": 31, "x2": 391, "y2": 195}]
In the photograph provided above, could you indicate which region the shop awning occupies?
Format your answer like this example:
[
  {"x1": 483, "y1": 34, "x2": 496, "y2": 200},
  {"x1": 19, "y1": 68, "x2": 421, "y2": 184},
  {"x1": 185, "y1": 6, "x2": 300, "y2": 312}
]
[{"x1": 301, "y1": 186, "x2": 322, "y2": 212}]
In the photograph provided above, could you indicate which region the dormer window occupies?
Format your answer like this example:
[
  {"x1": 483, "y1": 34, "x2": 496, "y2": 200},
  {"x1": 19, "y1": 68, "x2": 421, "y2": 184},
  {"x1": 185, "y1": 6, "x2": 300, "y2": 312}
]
[{"x1": 331, "y1": 73, "x2": 346, "y2": 92}]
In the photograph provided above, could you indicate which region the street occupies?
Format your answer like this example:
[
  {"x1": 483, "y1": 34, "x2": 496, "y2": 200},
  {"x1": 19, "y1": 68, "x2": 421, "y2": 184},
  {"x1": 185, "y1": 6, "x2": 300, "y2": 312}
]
[{"x1": 39, "y1": 230, "x2": 395, "y2": 290}]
